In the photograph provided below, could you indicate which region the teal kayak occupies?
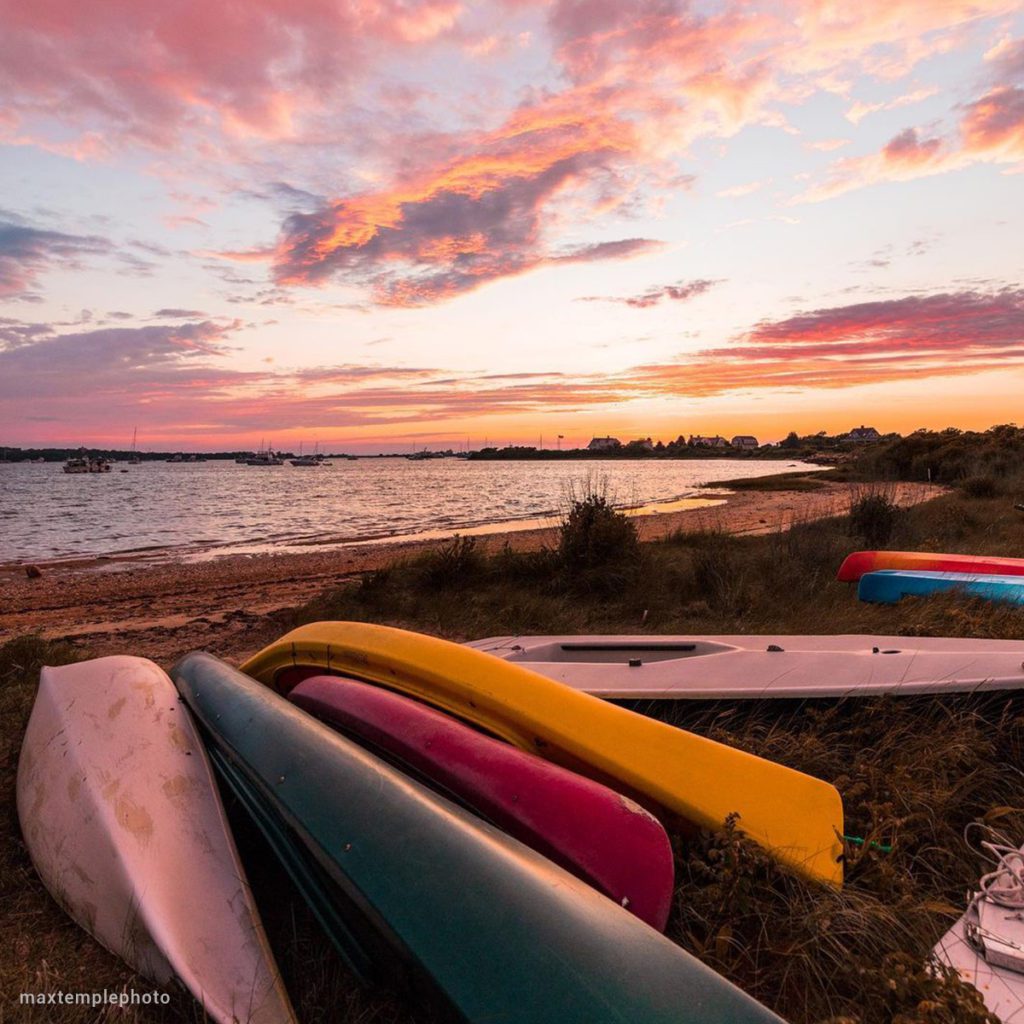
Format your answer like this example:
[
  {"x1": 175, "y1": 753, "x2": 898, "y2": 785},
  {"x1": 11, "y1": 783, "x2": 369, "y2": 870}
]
[
  {"x1": 172, "y1": 652, "x2": 784, "y2": 1024},
  {"x1": 858, "y1": 569, "x2": 1024, "y2": 606}
]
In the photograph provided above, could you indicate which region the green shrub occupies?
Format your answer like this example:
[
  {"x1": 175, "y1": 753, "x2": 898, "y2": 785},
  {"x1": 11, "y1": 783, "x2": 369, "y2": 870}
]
[
  {"x1": 557, "y1": 489, "x2": 640, "y2": 594},
  {"x1": 849, "y1": 493, "x2": 901, "y2": 547}
]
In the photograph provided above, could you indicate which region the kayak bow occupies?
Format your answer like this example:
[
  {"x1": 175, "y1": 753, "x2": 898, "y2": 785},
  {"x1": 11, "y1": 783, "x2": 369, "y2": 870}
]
[{"x1": 17, "y1": 656, "x2": 295, "y2": 1024}]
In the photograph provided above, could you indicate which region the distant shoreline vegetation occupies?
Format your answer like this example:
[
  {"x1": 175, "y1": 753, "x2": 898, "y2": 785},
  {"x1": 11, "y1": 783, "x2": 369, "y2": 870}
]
[{"x1": 3, "y1": 425, "x2": 1022, "y2": 475}]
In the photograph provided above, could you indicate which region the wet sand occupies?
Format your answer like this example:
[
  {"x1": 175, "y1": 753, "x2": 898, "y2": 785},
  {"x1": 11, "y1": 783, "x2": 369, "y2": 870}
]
[{"x1": 0, "y1": 481, "x2": 944, "y2": 663}]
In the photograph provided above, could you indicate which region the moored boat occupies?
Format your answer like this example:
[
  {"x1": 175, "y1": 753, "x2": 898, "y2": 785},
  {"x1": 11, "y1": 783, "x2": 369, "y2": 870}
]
[
  {"x1": 466, "y1": 633, "x2": 1024, "y2": 699},
  {"x1": 63, "y1": 449, "x2": 111, "y2": 473},
  {"x1": 838, "y1": 550, "x2": 1024, "y2": 581},
  {"x1": 241, "y1": 622, "x2": 845, "y2": 886},
  {"x1": 174, "y1": 652, "x2": 784, "y2": 1024},
  {"x1": 247, "y1": 450, "x2": 285, "y2": 466},
  {"x1": 17, "y1": 656, "x2": 295, "y2": 1024},
  {"x1": 858, "y1": 569, "x2": 1024, "y2": 606},
  {"x1": 289, "y1": 674, "x2": 675, "y2": 929}
]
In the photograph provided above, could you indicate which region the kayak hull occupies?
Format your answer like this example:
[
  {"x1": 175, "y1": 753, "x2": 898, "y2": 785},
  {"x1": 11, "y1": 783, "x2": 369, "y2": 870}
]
[
  {"x1": 858, "y1": 570, "x2": 1024, "y2": 606},
  {"x1": 466, "y1": 633, "x2": 1024, "y2": 699},
  {"x1": 241, "y1": 622, "x2": 844, "y2": 887},
  {"x1": 290, "y1": 674, "x2": 675, "y2": 930},
  {"x1": 174, "y1": 652, "x2": 784, "y2": 1024},
  {"x1": 838, "y1": 550, "x2": 1024, "y2": 582},
  {"x1": 16, "y1": 656, "x2": 294, "y2": 1024}
]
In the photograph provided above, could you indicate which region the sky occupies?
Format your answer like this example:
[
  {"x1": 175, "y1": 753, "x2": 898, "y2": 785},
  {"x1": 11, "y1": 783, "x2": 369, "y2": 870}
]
[{"x1": 1, "y1": 0, "x2": 1022, "y2": 453}]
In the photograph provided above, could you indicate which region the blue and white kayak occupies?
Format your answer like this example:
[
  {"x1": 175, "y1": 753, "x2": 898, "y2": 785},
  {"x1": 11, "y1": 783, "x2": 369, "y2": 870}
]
[{"x1": 858, "y1": 570, "x2": 1024, "y2": 606}]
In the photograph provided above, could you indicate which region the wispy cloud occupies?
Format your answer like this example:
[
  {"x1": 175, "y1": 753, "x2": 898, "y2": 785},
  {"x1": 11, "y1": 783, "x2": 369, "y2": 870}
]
[
  {"x1": 0, "y1": 220, "x2": 111, "y2": 298},
  {"x1": 845, "y1": 86, "x2": 938, "y2": 124},
  {"x1": 580, "y1": 278, "x2": 721, "y2": 308}
]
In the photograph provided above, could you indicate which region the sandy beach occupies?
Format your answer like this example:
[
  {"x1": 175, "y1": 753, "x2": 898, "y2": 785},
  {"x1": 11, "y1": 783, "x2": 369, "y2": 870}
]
[{"x1": 0, "y1": 480, "x2": 944, "y2": 663}]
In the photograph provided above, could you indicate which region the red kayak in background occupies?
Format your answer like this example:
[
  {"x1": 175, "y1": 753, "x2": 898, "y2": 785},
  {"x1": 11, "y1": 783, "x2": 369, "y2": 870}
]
[
  {"x1": 289, "y1": 675, "x2": 675, "y2": 932},
  {"x1": 837, "y1": 550, "x2": 1024, "y2": 582}
]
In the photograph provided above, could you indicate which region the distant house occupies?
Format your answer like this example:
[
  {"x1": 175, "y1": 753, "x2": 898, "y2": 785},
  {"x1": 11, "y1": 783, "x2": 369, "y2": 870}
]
[
  {"x1": 689, "y1": 435, "x2": 728, "y2": 448},
  {"x1": 626, "y1": 437, "x2": 655, "y2": 451},
  {"x1": 846, "y1": 425, "x2": 881, "y2": 444},
  {"x1": 587, "y1": 436, "x2": 622, "y2": 451},
  {"x1": 731, "y1": 435, "x2": 759, "y2": 449}
]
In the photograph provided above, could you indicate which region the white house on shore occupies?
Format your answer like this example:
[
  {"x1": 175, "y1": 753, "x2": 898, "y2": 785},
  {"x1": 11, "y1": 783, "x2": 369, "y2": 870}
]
[
  {"x1": 846, "y1": 425, "x2": 881, "y2": 444},
  {"x1": 730, "y1": 435, "x2": 759, "y2": 449},
  {"x1": 689, "y1": 435, "x2": 728, "y2": 448},
  {"x1": 587, "y1": 436, "x2": 622, "y2": 451}
]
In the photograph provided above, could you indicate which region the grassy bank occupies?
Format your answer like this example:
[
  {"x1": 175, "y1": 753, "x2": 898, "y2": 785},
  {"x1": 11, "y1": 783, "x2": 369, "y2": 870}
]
[{"x1": 6, "y1": 484, "x2": 1024, "y2": 1022}]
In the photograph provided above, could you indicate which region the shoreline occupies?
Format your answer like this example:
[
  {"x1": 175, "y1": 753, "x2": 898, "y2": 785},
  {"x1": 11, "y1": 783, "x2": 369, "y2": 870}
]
[{"x1": 0, "y1": 480, "x2": 944, "y2": 663}]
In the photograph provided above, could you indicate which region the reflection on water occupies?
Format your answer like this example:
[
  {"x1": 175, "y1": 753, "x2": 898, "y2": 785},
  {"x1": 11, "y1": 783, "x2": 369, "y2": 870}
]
[{"x1": 0, "y1": 458, "x2": 823, "y2": 564}]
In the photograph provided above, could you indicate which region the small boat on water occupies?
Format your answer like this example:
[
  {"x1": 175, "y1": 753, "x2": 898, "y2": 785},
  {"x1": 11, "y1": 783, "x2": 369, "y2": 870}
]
[
  {"x1": 241, "y1": 622, "x2": 844, "y2": 886},
  {"x1": 63, "y1": 450, "x2": 111, "y2": 473},
  {"x1": 467, "y1": 633, "x2": 1024, "y2": 699},
  {"x1": 289, "y1": 673, "x2": 675, "y2": 930},
  {"x1": 838, "y1": 550, "x2": 1024, "y2": 581},
  {"x1": 859, "y1": 569, "x2": 1024, "y2": 606},
  {"x1": 17, "y1": 656, "x2": 295, "y2": 1024},
  {"x1": 174, "y1": 652, "x2": 783, "y2": 1024},
  {"x1": 128, "y1": 427, "x2": 141, "y2": 464},
  {"x1": 247, "y1": 448, "x2": 284, "y2": 465},
  {"x1": 290, "y1": 443, "x2": 328, "y2": 467}
]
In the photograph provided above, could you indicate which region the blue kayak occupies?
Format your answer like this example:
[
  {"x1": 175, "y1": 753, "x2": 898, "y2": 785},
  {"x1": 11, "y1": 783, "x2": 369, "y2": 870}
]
[{"x1": 859, "y1": 570, "x2": 1024, "y2": 606}]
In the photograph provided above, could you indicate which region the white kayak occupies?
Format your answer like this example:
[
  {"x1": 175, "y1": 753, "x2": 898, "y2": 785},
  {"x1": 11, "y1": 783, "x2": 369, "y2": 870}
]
[
  {"x1": 934, "y1": 847, "x2": 1024, "y2": 1022},
  {"x1": 17, "y1": 656, "x2": 295, "y2": 1024},
  {"x1": 467, "y1": 634, "x2": 1024, "y2": 699}
]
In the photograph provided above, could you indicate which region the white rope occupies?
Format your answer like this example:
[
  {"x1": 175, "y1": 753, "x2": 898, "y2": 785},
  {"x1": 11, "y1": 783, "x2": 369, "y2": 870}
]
[
  {"x1": 964, "y1": 822, "x2": 1024, "y2": 965},
  {"x1": 966, "y1": 822, "x2": 1024, "y2": 912}
]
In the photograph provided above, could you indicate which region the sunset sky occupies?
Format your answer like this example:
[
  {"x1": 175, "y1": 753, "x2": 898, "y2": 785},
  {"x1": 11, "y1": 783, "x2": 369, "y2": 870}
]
[{"x1": 1, "y1": 1, "x2": 1022, "y2": 452}]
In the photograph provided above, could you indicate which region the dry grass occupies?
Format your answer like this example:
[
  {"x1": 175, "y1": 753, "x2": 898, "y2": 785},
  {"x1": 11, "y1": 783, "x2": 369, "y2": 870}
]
[{"x1": 6, "y1": 487, "x2": 1024, "y2": 1021}]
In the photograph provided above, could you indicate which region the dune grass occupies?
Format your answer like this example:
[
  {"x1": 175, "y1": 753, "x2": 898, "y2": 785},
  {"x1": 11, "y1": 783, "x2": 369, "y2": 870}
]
[{"x1": 5, "y1": 484, "x2": 1024, "y2": 1021}]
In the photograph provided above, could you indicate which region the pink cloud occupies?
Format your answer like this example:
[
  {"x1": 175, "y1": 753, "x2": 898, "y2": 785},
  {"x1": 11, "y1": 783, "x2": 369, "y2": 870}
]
[
  {"x1": 882, "y1": 127, "x2": 944, "y2": 165},
  {"x1": 796, "y1": 35, "x2": 1024, "y2": 201},
  {"x1": 625, "y1": 288, "x2": 1024, "y2": 395},
  {"x1": 0, "y1": 0, "x2": 467, "y2": 148},
  {"x1": 270, "y1": 96, "x2": 666, "y2": 304}
]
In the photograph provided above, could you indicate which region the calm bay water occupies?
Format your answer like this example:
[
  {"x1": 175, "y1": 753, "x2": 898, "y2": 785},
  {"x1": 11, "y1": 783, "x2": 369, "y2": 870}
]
[{"x1": 0, "y1": 457, "x2": 821, "y2": 565}]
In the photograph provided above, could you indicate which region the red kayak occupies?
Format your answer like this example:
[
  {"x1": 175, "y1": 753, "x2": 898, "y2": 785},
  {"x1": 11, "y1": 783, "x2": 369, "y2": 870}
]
[
  {"x1": 837, "y1": 550, "x2": 1024, "y2": 582},
  {"x1": 289, "y1": 675, "x2": 675, "y2": 931}
]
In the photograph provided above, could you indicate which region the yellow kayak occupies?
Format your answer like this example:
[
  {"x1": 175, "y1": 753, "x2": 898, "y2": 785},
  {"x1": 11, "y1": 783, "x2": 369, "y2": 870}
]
[{"x1": 241, "y1": 622, "x2": 844, "y2": 886}]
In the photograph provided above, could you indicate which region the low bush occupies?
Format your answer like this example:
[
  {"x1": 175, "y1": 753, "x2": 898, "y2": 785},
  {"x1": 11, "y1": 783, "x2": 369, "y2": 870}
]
[
  {"x1": 849, "y1": 492, "x2": 901, "y2": 547},
  {"x1": 960, "y1": 475, "x2": 1001, "y2": 499},
  {"x1": 557, "y1": 488, "x2": 640, "y2": 593}
]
